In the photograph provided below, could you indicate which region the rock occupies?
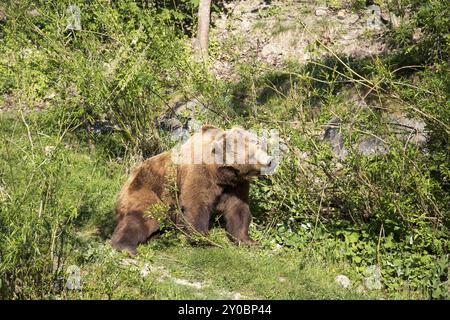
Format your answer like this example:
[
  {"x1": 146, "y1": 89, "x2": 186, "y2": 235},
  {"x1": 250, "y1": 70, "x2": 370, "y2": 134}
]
[
  {"x1": 66, "y1": 5, "x2": 81, "y2": 30},
  {"x1": 0, "y1": 94, "x2": 15, "y2": 112},
  {"x1": 315, "y1": 7, "x2": 329, "y2": 16},
  {"x1": 387, "y1": 113, "x2": 427, "y2": 148},
  {"x1": 28, "y1": 9, "x2": 40, "y2": 17},
  {"x1": 272, "y1": 243, "x2": 283, "y2": 252},
  {"x1": 91, "y1": 120, "x2": 119, "y2": 134},
  {"x1": 279, "y1": 141, "x2": 289, "y2": 155},
  {"x1": 296, "y1": 149, "x2": 309, "y2": 161},
  {"x1": 323, "y1": 117, "x2": 348, "y2": 160},
  {"x1": 139, "y1": 263, "x2": 151, "y2": 277},
  {"x1": 367, "y1": 4, "x2": 381, "y2": 16},
  {"x1": 323, "y1": 112, "x2": 428, "y2": 159},
  {"x1": 259, "y1": 28, "x2": 310, "y2": 65},
  {"x1": 223, "y1": 2, "x2": 235, "y2": 11},
  {"x1": 232, "y1": 0, "x2": 261, "y2": 16},
  {"x1": 239, "y1": 18, "x2": 252, "y2": 31},
  {"x1": 364, "y1": 265, "x2": 382, "y2": 290},
  {"x1": 335, "y1": 275, "x2": 351, "y2": 288},
  {"x1": 231, "y1": 292, "x2": 244, "y2": 300},
  {"x1": 358, "y1": 136, "x2": 389, "y2": 156},
  {"x1": 208, "y1": 0, "x2": 387, "y2": 79},
  {"x1": 44, "y1": 145, "x2": 56, "y2": 156},
  {"x1": 347, "y1": 13, "x2": 360, "y2": 24},
  {"x1": 0, "y1": 9, "x2": 6, "y2": 22},
  {"x1": 261, "y1": 43, "x2": 276, "y2": 58},
  {"x1": 337, "y1": 10, "x2": 346, "y2": 20},
  {"x1": 215, "y1": 13, "x2": 228, "y2": 30},
  {"x1": 211, "y1": 60, "x2": 235, "y2": 80}
]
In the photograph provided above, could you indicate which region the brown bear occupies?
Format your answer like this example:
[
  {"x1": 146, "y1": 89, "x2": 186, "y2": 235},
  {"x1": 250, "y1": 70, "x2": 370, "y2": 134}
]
[{"x1": 110, "y1": 125, "x2": 275, "y2": 255}]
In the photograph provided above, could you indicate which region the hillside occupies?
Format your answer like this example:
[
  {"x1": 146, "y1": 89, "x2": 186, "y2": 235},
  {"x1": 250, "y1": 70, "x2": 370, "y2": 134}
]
[{"x1": 0, "y1": 0, "x2": 449, "y2": 300}]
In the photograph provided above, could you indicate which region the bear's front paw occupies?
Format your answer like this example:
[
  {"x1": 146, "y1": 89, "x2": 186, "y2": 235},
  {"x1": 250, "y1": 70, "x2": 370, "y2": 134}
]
[{"x1": 111, "y1": 240, "x2": 138, "y2": 256}]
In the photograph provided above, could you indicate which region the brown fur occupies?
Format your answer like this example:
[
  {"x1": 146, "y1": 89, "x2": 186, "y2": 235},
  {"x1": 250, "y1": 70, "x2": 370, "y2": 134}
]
[{"x1": 111, "y1": 125, "x2": 272, "y2": 255}]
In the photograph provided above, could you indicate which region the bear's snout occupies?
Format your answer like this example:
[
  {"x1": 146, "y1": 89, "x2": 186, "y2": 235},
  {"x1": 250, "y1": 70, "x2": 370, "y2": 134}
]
[
  {"x1": 261, "y1": 156, "x2": 274, "y2": 167},
  {"x1": 255, "y1": 151, "x2": 274, "y2": 167}
]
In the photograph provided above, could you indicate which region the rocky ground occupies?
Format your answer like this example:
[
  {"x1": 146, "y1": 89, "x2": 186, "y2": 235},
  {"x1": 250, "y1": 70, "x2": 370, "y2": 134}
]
[{"x1": 209, "y1": 0, "x2": 393, "y2": 79}]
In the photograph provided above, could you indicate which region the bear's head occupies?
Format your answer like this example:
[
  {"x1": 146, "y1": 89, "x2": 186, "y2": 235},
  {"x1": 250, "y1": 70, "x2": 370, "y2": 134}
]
[
  {"x1": 172, "y1": 125, "x2": 279, "y2": 178},
  {"x1": 211, "y1": 127, "x2": 276, "y2": 178}
]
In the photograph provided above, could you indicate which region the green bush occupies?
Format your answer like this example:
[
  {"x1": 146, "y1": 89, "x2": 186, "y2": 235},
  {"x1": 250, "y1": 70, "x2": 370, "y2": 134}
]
[
  {"x1": 219, "y1": 49, "x2": 449, "y2": 297},
  {"x1": 0, "y1": 114, "x2": 124, "y2": 298},
  {"x1": 388, "y1": 0, "x2": 450, "y2": 63},
  {"x1": 0, "y1": 0, "x2": 196, "y2": 156}
]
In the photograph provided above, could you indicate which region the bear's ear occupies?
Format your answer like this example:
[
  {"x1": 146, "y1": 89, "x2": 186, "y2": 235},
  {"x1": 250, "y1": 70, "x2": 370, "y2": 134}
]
[
  {"x1": 229, "y1": 126, "x2": 246, "y2": 133},
  {"x1": 201, "y1": 124, "x2": 219, "y2": 132}
]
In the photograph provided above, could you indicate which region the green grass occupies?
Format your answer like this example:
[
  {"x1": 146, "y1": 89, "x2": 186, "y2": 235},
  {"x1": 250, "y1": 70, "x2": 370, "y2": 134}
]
[
  {"x1": 56, "y1": 228, "x2": 427, "y2": 300},
  {"x1": 271, "y1": 22, "x2": 297, "y2": 37},
  {"x1": 58, "y1": 237, "x2": 372, "y2": 300},
  {"x1": 0, "y1": 111, "x2": 124, "y2": 298}
]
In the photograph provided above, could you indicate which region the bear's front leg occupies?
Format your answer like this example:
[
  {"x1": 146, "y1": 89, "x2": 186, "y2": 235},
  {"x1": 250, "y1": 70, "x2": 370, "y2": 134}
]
[
  {"x1": 217, "y1": 183, "x2": 258, "y2": 245},
  {"x1": 111, "y1": 212, "x2": 160, "y2": 255},
  {"x1": 223, "y1": 200, "x2": 257, "y2": 245},
  {"x1": 178, "y1": 172, "x2": 223, "y2": 240},
  {"x1": 181, "y1": 203, "x2": 212, "y2": 236}
]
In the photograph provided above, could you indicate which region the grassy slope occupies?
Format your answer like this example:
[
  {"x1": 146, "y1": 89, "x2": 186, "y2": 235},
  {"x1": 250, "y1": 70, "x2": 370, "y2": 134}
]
[
  {"x1": 69, "y1": 242, "x2": 369, "y2": 300},
  {"x1": 0, "y1": 113, "x2": 423, "y2": 300},
  {"x1": 61, "y1": 231, "x2": 425, "y2": 300}
]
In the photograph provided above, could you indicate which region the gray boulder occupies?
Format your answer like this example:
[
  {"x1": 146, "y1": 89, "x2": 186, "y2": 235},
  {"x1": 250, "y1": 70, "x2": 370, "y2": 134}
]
[
  {"x1": 387, "y1": 113, "x2": 427, "y2": 148},
  {"x1": 323, "y1": 117, "x2": 348, "y2": 160},
  {"x1": 358, "y1": 136, "x2": 389, "y2": 156},
  {"x1": 335, "y1": 274, "x2": 352, "y2": 288},
  {"x1": 323, "y1": 113, "x2": 428, "y2": 159}
]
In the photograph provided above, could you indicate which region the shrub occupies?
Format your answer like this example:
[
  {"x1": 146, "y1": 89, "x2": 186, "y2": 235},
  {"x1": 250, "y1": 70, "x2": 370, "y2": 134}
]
[
  {"x1": 0, "y1": 0, "x2": 196, "y2": 156},
  {"x1": 0, "y1": 114, "x2": 124, "y2": 298}
]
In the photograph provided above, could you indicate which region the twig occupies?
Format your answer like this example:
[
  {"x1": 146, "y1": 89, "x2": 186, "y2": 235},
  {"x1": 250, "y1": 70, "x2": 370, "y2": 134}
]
[{"x1": 20, "y1": 110, "x2": 34, "y2": 153}]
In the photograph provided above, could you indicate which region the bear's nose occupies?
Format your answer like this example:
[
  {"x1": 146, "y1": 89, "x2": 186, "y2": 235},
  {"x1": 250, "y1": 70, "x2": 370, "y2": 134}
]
[{"x1": 265, "y1": 156, "x2": 274, "y2": 167}]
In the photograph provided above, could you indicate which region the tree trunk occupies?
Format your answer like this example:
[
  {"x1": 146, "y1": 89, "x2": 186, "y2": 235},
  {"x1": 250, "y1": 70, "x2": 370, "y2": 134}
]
[{"x1": 196, "y1": 0, "x2": 211, "y2": 58}]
